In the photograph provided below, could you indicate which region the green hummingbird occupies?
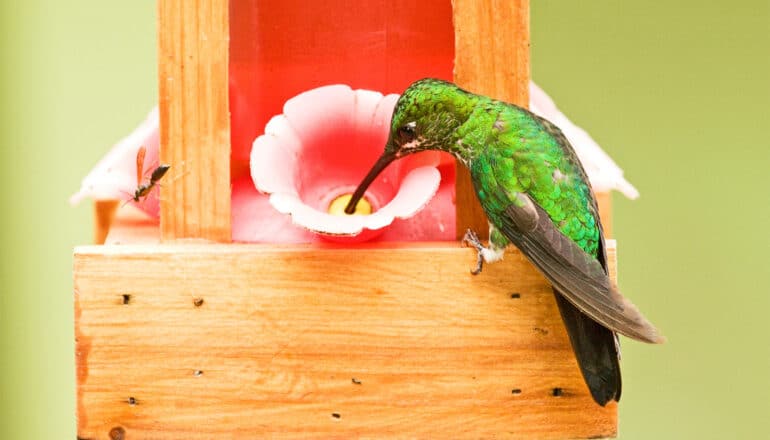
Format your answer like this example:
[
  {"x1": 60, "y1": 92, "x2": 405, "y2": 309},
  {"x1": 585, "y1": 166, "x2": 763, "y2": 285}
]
[{"x1": 345, "y1": 78, "x2": 664, "y2": 406}]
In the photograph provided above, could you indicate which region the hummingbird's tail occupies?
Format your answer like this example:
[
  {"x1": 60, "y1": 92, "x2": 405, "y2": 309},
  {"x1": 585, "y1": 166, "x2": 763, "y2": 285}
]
[{"x1": 554, "y1": 290, "x2": 622, "y2": 406}]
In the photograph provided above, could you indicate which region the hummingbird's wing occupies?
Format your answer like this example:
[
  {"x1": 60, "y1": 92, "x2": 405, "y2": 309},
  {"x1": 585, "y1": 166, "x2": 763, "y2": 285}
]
[{"x1": 498, "y1": 192, "x2": 664, "y2": 344}]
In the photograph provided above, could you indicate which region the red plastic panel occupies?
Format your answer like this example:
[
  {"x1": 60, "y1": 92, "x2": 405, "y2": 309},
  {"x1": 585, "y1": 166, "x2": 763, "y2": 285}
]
[{"x1": 229, "y1": 0, "x2": 455, "y2": 171}]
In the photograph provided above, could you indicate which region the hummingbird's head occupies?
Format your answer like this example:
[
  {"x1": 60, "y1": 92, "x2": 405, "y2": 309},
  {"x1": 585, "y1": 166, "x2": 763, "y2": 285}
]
[
  {"x1": 384, "y1": 78, "x2": 471, "y2": 159},
  {"x1": 345, "y1": 79, "x2": 472, "y2": 214}
]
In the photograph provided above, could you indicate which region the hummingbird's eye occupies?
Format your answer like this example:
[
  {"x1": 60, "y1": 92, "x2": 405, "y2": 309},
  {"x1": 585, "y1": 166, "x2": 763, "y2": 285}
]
[{"x1": 398, "y1": 122, "x2": 417, "y2": 144}]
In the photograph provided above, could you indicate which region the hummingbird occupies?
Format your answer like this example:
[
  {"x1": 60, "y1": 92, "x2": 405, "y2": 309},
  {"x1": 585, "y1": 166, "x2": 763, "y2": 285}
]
[{"x1": 345, "y1": 78, "x2": 664, "y2": 406}]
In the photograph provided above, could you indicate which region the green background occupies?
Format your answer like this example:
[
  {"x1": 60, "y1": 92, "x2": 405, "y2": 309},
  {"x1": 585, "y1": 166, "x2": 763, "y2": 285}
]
[{"x1": 1, "y1": 1, "x2": 767, "y2": 438}]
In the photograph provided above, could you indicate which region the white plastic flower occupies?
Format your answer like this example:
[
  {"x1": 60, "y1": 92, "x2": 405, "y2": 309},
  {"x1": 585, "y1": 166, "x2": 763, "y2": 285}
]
[
  {"x1": 250, "y1": 85, "x2": 442, "y2": 241},
  {"x1": 69, "y1": 108, "x2": 163, "y2": 216}
]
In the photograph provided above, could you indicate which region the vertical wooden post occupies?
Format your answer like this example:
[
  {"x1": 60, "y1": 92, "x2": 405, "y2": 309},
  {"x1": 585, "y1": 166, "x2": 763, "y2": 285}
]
[
  {"x1": 157, "y1": 0, "x2": 231, "y2": 242},
  {"x1": 452, "y1": 0, "x2": 530, "y2": 240},
  {"x1": 596, "y1": 191, "x2": 613, "y2": 238}
]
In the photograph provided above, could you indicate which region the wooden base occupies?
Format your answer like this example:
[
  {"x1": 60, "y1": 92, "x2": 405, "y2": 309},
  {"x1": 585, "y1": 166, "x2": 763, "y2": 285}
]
[
  {"x1": 74, "y1": 240, "x2": 617, "y2": 439},
  {"x1": 78, "y1": 202, "x2": 619, "y2": 438}
]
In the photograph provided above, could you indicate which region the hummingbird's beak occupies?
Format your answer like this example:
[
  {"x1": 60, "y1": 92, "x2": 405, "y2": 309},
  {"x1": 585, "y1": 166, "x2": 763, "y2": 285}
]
[{"x1": 344, "y1": 151, "x2": 398, "y2": 214}]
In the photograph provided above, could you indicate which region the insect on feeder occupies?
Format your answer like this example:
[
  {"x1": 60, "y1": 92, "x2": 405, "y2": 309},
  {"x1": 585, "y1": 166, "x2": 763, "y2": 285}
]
[{"x1": 74, "y1": 0, "x2": 622, "y2": 438}]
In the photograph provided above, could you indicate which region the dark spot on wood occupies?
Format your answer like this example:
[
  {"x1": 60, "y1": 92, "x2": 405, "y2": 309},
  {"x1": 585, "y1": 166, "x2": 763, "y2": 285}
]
[
  {"x1": 552, "y1": 387, "x2": 563, "y2": 397},
  {"x1": 351, "y1": 378, "x2": 361, "y2": 385},
  {"x1": 194, "y1": 370, "x2": 203, "y2": 377},
  {"x1": 127, "y1": 396, "x2": 137, "y2": 406},
  {"x1": 511, "y1": 388, "x2": 521, "y2": 395},
  {"x1": 121, "y1": 294, "x2": 131, "y2": 305},
  {"x1": 533, "y1": 327, "x2": 549, "y2": 335},
  {"x1": 510, "y1": 292, "x2": 521, "y2": 299},
  {"x1": 331, "y1": 413, "x2": 341, "y2": 419},
  {"x1": 193, "y1": 297, "x2": 204, "y2": 307},
  {"x1": 109, "y1": 426, "x2": 126, "y2": 440}
]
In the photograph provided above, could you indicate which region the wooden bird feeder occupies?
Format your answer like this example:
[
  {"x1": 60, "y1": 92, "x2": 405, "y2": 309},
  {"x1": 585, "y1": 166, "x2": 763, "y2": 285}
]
[{"x1": 74, "y1": 0, "x2": 619, "y2": 438}]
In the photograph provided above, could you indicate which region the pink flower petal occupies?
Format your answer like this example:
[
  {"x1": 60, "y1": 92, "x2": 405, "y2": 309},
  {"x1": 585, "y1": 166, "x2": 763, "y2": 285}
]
[
  {"x1": 251, "y1": 132, "x2": 298, "y2": 195},
  {"x1": 282, "y1": 85, "x2": 356, "y2": 148},
  {"x1": 231, "y1": 176, "x2": 314, "y2": 243},
  {"x1": 264, "y1": 115, "x2": 303, "y2": 154},
  {"x1": 249, "y1": 85, "x2": 445, "y2": 242},
  {"x1": 264, "y1": 166, "x2": 441, "y2": 241},
  {"x1": 383, "y1": 163, "x2": 456, "y2": 241},
  {"x1": 368, "y1": 166, "x2": 441, "y2": 226},
  {"x1": 70, "y1": 107, "x2": 163, "y2": 217}
]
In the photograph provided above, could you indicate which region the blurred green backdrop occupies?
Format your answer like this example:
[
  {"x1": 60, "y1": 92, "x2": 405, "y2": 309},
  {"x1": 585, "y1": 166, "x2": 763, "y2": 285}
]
[{"x1": 0, "y1": 1, "x2": 767, "y2": 438}]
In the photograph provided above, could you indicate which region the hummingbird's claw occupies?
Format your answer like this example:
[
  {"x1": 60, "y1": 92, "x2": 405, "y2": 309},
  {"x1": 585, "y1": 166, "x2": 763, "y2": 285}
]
[{"x1": 462, "y1": 229, "x2": 485, "y2": 275}]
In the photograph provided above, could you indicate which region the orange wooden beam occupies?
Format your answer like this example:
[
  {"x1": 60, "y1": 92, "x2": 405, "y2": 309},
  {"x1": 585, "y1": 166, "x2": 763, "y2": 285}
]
[
  {"x1": 75, "y1": 241, "x2": 617, "y2": 439},
  {"x1": 452, "y1": 0, "x2": 530, "y2": 240},
  {"x1": 157, "y1": 0, "x2": 231, "y2": 242}
]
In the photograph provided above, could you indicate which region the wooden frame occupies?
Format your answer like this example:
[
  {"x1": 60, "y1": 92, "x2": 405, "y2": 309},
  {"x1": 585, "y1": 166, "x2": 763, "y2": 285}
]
[
  {"x1": 75, "y1": 0, "x2": 619, "y2": 438},
  {"x1": 453, "y1": 0, "x2": 531, "y2": 240},
  {"x1": 158, "y1": 0, "x2": 230, "y2": 241},
  {"x1": 75, "y1": 242, "x2": 617, "y2": 439}
]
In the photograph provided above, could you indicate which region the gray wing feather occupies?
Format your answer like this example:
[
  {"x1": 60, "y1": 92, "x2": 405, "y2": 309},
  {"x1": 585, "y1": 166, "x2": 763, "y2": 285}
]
[{"x1": 500, "y1": 193, "x2": 664, "y2": 344}]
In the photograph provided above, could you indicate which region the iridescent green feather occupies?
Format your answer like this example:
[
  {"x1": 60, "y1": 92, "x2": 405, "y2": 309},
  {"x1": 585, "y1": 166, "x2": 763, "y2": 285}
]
[
  {"x1": 466, "y1": 100, "x2": 601, "y2": 256},
  {"x1": 388, "y1": 78, "x2": 601, "y2": 256}
]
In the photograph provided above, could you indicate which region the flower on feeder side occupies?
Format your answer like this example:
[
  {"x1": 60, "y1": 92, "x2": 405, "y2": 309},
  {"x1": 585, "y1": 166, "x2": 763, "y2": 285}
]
[{"x1": 69, "y1": 108, "x2": 163, "y2": 217}]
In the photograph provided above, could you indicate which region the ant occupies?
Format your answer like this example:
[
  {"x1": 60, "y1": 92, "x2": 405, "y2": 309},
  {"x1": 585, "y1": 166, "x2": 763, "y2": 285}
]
[{"x1": 126, "y1": 146, "x2": 170, "y2": 204}]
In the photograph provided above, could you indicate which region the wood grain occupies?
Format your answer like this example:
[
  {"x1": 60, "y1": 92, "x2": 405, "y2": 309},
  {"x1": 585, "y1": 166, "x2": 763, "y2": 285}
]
[
  {"x1": 74, "y1": 243, "x2": 617, "y2": 439},
  {"x1": 606, "y1": 239, "x2": 618, "y2": 283},
  {"x1": 157, "y1": 0, "x2": 231, "y2": 242},
  {"x1": 452, "y1": 0, "x2": 531, "y2": 240},
  {"x1": 596, "y1": 191, "x2": 613, "y2": 238}
]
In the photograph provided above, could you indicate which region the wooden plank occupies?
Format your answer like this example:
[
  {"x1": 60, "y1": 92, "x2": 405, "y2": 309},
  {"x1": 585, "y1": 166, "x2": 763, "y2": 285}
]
[
  {"x1": 157, "y1": 0, "x2": 231, "y2": 242},
  {"x1": 452, "y1": 0, "x2": 531, "y2": 240},
  {"x1": 104, "y1": 205, "x2": 160, "y2": 245},
  {"x1": 74, "y1": 243, "x2": 617, "y2": 439},
  {"x1": 596, "y1": 191, "x2": 613, "y2": 238},
  {"x1": 606, "y1": 239, "x2": 618, "y2": 284}
]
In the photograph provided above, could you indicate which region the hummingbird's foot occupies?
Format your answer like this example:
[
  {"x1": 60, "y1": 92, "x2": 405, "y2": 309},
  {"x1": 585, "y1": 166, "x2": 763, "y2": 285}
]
[{"x1": 462, "y1": 229, "x2": 485, "y2": 275}]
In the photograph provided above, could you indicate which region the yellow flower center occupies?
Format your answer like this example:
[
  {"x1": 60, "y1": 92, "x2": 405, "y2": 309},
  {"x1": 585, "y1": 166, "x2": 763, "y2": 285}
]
[{"x1": 328, "y1": 194, "x2": 371, "y2": 216}]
